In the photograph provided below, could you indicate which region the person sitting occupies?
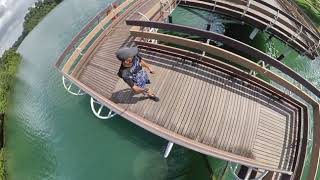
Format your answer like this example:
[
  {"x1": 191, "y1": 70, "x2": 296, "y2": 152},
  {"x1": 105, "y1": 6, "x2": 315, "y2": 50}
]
[{"x1": 116, "y1": 46, "x2": 159, "y2": 102}]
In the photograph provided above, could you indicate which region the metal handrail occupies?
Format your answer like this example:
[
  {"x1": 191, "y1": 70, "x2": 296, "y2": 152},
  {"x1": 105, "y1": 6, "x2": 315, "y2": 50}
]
[{"x1": 126, "y1": 20, "x2": 320, "y2": 99}]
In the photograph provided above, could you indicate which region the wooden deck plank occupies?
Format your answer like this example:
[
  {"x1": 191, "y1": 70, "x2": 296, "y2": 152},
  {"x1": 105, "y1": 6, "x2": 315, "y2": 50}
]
[
  {"x1": 210, "y1": 76, "x2": 234, "y2": 147},
  {"x1": 176, "y1": 63, "x2": 204, "y2": 135},
  {"x1": 181, "y1": 66, "x2": 209, "y2": 138},
  {"x1": 191, "y1": 66, "x2": 216, "y2": 141},
  {"x1": 163, "y1": 61, "x2": 194, "y2": 130},
  {"x1": 156, "y1": 61, "x2": 187, "y2": 127},
  {"x1": 163, "y1": 62, "x2": 194, "y2": 129},
  {"x1": 204, "y1": 75, "x2": 230, "y2": 146},
  {"x1": 216, "y1": 77, "x2": 238, "y2": 150},
  {"x1": 172, "y1": 63, "x2": 199, "y2": 134},
  {"x1": 223, "y1": 79, "x2": 243, "y2": 152},
  {"x1": 198, "y1": 72, "x2": 223, "y2": 143},
  {"x1": 230, "y1": 82, "x2": 251, "y2": 155},
  {"x1": 168, "y1": 62, "x2": 196, "y2": 132}
]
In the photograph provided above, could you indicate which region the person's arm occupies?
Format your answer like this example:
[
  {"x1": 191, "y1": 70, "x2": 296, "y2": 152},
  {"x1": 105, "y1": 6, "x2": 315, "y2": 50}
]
[
  {"x1": 132, "y1": 86, "x2": 154, "y2": 97},
  {"x1": 131, "y1": 85, "x2": 145, "y2": 94},
  {"x1": 140, "y1": 60, "x2": 154, "y2": 73}
]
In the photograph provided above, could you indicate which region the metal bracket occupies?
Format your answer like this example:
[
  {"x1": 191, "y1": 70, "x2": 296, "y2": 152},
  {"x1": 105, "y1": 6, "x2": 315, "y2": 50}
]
[
  {"x1": 241, "y1": 0, "x2": 252, "y2": 18},
  {"x1": 136, "y1": 12, "x2": 158, "y2": 44},
  {"x1": 264, "y1": 10, "x2": 279, "y2": 32},
  {"x1": 110, "y1": 3, "x2": 117, "y2": 16},
  {"x1": 311, "y1": 40, "x2": 320, "y2": 53},
  {"x1": 164, "y1": 141, "x2": 174, "y2": 158},
  {"x1": 62, "y1": 76, "x2": 86, "y2": 96},
  {"x1": 212, "y1": 0, "x2": 218, "y2": 12},
  {"x1": 249, "y1": 60, "x2": 268, "y2": 76},
  {"x1": 288, "y1": 25, "x2": 303, "y2": 42},
  {"x1": 90, "y1": 97, "x2": 117, "y2": 119},
  {"x1": 228, "y1": 162, "x2": 269, "y2": 180},
  {"x1": 76, "y1": 48, "x2": 83, "y2": 55}
]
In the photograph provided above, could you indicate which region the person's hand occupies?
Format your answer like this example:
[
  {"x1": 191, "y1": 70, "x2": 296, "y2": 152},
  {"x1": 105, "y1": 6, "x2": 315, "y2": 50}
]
[{"x1": 149, "y1": 69, "x2": 155, "y2": 74}]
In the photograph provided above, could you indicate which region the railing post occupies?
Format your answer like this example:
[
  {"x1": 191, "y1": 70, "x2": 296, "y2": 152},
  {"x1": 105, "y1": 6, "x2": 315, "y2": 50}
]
[
  {"x1": 164, "y1": 142, "x2": 174, "y2": 158},
  {"x1": 249, "y1": 28, "x2": 259, "y2": 40}
]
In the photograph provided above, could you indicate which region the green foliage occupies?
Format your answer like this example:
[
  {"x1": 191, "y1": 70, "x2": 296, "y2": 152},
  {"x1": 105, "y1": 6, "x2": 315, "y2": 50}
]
[
  {"x1": 0, "y1": 148, "x2": 5, "y2": 180},
  {"x1": 13, "y1": 0, "x2": 63, "y2": 48},
  {"x1": 0, "y1": 0, "x2": 62, "y2": 178},
  {"x1": 0, "y1": 49, "x2": 21, "y2": 113},
  {"x1": 296, "y1": 0, "x2": 320, "y2": 28}
]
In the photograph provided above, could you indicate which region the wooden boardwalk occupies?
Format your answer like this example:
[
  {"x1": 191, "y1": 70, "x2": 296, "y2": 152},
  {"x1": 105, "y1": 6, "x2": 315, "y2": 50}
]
[
  {"x1": 71, "y1": 0, "x2": 304, "y2": 175},
  {"x1": 55, "y1": 0, "x2": 317, "y2": 178},
  {"x1": 90, "y1": 48, "x2": 299, "y2": 171}
]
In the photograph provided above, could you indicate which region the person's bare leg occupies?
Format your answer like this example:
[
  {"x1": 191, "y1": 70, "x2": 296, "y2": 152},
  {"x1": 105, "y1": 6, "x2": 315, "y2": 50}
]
[
  {"x1": 145, "y1": 88, "x2": 159, "y2": 101},
  {"x1": 146, "y1": 88, "x2": 154, "y2": 96}
]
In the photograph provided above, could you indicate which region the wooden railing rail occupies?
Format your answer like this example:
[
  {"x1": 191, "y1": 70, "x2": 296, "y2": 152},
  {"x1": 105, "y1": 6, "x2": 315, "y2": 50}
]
[
  {"x1": 129, "y1": 29, "x2": 320, "y2": 180},
  {"x1": 135, "y1": 40, "x2": 308, "y2": 179},
  {"x1": 126, "y1": 20, "x2": 320, "y2": 99},
  {"x1": 129, "y1": 30, "x2": 318, "y2": 104}
]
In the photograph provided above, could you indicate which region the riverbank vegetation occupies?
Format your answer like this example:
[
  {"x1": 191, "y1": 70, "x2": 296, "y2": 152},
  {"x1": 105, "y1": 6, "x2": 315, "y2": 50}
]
[
  {"x1": 0, "y1": 0, "x2": 63, "y2": 179},
  {"x1": 0, "y1": 49, "x2": 21, "y2": 113},
  {"x1": 13, "y1": 0, "x2": 63, "y2": 48},
  {"x1": 296, "y1": 0, "x2": 320, "y2": 30},
  {"x1": 0, "y1": 49, "x2": 21, "y2": 180}
]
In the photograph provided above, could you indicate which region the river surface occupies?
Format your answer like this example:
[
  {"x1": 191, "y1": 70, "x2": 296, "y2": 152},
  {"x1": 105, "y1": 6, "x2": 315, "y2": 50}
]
[
  {"x1": 5, "y1": 0, "x2": 320, "y2": 180},
  {"x1": 5, "y1": 1, "x2": 210, "y2": 180}
]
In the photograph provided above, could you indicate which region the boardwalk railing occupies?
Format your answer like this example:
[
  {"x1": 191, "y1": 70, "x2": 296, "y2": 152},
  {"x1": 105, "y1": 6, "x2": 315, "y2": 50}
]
[
  {"x1": 134, "y1": 40, "x2": 309, "y2": 179},
  {"x1": 54, "y1": 0, "x2": 138, "y2": 74},
  {"x1": 280, "y1": 0, "x2": 320, "y2": 36},
  {"x1": 126, "y1": 20, "x2": 320, "y2": 100},
  {"x1": 180, "y1": 0, "x2": 320, "y2": 59},
  {"x1": 128, "y1": 25, "x2": 320, "y2": 179}
]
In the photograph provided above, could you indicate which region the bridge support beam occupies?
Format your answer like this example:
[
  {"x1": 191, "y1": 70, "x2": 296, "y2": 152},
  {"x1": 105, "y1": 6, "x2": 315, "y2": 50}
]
[
  {"x1": 164, "y1": 141, "x2": 174, "y2": 158},
  {"x1": 229, "y1": 162, "x2": 269, "y2": 180},
  {"x1": 249, "y1": 28, "x2": 259, "y2": 40},
  {"x1": 244, "y1": 167, "x2": 253, "y2": 180},
  {"x1": 62, "y1": 76, "x2": 86, "y2": 96},
  {"x1": 90, "y1": 97, "x2": 117, "y2": 120}
]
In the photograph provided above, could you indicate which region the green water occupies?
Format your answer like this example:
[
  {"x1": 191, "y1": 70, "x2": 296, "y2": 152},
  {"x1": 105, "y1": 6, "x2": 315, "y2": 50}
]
[
  {"x1": 5, "y1": 2, "x2": 210, "y2": 180},
  {"x1": 6, "y1": 1, "x2": 320, "y2": 180}
]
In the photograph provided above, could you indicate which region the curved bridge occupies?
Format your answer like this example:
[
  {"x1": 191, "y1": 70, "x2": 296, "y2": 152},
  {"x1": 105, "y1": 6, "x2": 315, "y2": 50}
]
[{"x1": 55, "y1": 0, "x2": 320, "y2": 179}]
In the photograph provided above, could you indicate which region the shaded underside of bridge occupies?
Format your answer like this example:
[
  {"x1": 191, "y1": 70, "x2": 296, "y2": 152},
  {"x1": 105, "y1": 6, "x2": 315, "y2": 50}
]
[{"x1": 55, "y1": 0, "x2": 320, "y2": 180}]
